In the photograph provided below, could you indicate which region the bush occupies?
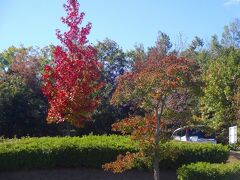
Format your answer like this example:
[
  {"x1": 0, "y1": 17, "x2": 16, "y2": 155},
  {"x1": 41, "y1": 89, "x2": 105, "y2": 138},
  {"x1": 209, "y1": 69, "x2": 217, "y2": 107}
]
[
  {"x1": 177, "y1": 162, "x2": 240, "y2": 180},
  {"x1": 0, "y1": 135, "x2": 229, "y2": 171},
  {"x1": 0, "y1": 135, "x2": 137, "y2": 171},
  {"x1": 157, "y1": 141, "x2": 229, "y2": 169}
]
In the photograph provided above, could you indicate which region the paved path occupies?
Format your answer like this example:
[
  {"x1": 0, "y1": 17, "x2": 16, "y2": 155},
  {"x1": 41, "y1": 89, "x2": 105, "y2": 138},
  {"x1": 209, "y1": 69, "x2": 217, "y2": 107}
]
[{"x1": 228, "y1": 151, "x2": 240, "y2": 163}]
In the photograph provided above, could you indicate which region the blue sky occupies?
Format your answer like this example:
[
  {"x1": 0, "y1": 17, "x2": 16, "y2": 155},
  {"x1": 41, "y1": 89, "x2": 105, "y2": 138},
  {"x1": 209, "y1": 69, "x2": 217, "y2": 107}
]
[{"x1": 1, "y1": 0, "x2": 240, "y2": 51}]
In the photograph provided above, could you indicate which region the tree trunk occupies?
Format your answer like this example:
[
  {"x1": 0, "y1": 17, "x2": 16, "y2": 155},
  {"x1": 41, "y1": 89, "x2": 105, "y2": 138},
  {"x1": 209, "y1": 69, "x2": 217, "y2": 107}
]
[
  {"x1": 66, "y1": 122, "x2": 71, "y2": 136},
  {"x1": 153, "y1": 100, "x2": 165, "y2": 180},
  {"x1": 153, "y1": 152, "x2": 160, "y2": 180},
  {"x1": 153, "y1": 107, "x2": 161, "y2": 180}
]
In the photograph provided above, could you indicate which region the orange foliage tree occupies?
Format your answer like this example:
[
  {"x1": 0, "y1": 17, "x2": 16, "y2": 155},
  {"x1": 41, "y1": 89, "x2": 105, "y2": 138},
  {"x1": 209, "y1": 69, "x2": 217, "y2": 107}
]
[{"x1": 103, "y1": 55, "x2": 195, "y2": 180}]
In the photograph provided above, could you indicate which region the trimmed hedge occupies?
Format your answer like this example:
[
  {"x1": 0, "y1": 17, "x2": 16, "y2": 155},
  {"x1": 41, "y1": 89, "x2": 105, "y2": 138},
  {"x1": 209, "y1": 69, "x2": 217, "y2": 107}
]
[
  {"x1": 177, "y1": 162, "x2": 240, "y2": 180},
  {"x1": 0, "y1": 135, "x2": 137, "y2": 171},
  {"x1": 0, "y1": 135, "x2": 229, "y2": 171},
  {"x1": 158, "y1": 141, "x2": 229, "y2": 169}
]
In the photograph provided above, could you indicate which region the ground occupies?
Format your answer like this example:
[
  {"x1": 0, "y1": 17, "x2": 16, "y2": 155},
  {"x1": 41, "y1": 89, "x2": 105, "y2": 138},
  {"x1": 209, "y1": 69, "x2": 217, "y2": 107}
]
[
  {"x1": 228, "y1": 151, "x2": 240, "y2": 163},
  {"x1": 0, "y1": 168, "x2": 176, "y2": 180}
]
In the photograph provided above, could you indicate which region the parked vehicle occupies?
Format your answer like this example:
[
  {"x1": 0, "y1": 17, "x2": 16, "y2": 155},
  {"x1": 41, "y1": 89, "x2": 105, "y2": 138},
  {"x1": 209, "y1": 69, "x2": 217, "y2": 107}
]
[{"x1": 172, "y1": 125, "x2": 217, "y2": 144}]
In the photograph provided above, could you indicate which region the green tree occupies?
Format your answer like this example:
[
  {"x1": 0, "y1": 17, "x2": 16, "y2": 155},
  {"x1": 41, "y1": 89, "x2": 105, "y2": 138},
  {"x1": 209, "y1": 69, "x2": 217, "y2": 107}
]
[
  {"x1": 0, "y1": 46, "x2": 27, "y2": 73},
  {"x1": 148, "y1": 31, "x2": 172, "y2": 61},
  {"x1": 221, "y1": 19, "x2": 240, "y2": 48},
  {"x1": 0, "y1": 74, "x2": 48, "y2": 137},
  {"x1": 0, "y1": 46, "x2": 57, "y2": 137},
  {"x1": 96, "y1": 38, "x2": 129, "y2": 85},
  {"x1": 210, "y1": 35, "x2": 223, "y2": 57},
  {"x1": 88, "y1": 39, "x2": 132, "y2": 134},
  {"x1": 200, "y1": 49, "x2": 240, "y2": 143}
]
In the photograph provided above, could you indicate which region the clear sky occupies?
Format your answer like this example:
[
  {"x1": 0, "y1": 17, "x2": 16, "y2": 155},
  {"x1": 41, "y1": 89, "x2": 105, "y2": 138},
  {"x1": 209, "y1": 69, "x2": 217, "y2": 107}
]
[{"x1": 1, "y1": 0, "x2": 240, "y2": 51}]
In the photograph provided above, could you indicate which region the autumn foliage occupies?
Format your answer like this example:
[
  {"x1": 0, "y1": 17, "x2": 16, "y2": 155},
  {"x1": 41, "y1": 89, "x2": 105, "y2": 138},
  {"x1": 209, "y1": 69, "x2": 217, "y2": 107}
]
[
  {"x1": 41, "y1": 0, "x2": 103, "y2": 127},
  {"x1": 103, "y1": 55, "x2": 195, "y2": 176}
]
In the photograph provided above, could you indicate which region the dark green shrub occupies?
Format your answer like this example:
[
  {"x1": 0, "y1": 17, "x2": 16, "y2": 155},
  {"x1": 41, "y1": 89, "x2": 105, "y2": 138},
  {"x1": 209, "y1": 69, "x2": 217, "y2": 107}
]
[
  {"x1": 0, "y1": 136, "x2": 229, "y2": 171},
  {"x1": 158, "y1": 141, "x2": 229, "y2": 169},
  {"x1": 177, "y1": 162, "x2": 240, "y2": 180},
  {"x1": 0, "y1": 135, "x2": 137, "y2": 171}
]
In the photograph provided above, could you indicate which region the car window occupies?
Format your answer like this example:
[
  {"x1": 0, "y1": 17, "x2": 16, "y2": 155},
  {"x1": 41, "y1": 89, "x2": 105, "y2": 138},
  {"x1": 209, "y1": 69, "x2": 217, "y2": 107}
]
[{"x1": 175, "y1": 129, "x2": 185, "y2": 136}]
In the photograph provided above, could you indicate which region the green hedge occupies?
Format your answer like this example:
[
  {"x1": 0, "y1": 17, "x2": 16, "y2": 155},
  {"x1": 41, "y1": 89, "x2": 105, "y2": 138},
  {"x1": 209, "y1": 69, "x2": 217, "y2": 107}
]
[
  {"x1": 0, "y1": 135, "x2": 137, "y2": 171},
  {"x1": 0, "y1": 135, "x2": 229, "y2": 171},
  {"x1": 177, "y1": 162, "x2": 240, "y2": 180},
  {"x1": 158, "y1": 141, "x2": 229, "y2": 169}
]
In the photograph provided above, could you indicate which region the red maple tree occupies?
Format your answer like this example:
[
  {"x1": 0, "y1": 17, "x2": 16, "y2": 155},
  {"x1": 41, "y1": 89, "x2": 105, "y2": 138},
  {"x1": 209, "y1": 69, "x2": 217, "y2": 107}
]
[
  {"x1": 103, "y1": 55, "x2": 195, "y2": 180},
  {"x1": 41, "y1": 0, "x2": 103, "y2": 127}
]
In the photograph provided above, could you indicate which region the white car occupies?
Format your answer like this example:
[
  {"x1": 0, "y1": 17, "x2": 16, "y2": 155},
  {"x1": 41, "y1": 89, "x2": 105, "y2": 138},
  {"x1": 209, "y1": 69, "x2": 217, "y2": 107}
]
[{"x1": 172, "y1": 125, "x2": 217, "y2": 144}]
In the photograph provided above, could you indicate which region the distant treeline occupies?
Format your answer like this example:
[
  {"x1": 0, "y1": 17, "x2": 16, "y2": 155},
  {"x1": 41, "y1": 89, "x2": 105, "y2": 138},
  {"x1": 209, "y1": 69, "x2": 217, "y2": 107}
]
[{"x1": 0, "y1": 19, "x2": 240, "y2": 143}]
